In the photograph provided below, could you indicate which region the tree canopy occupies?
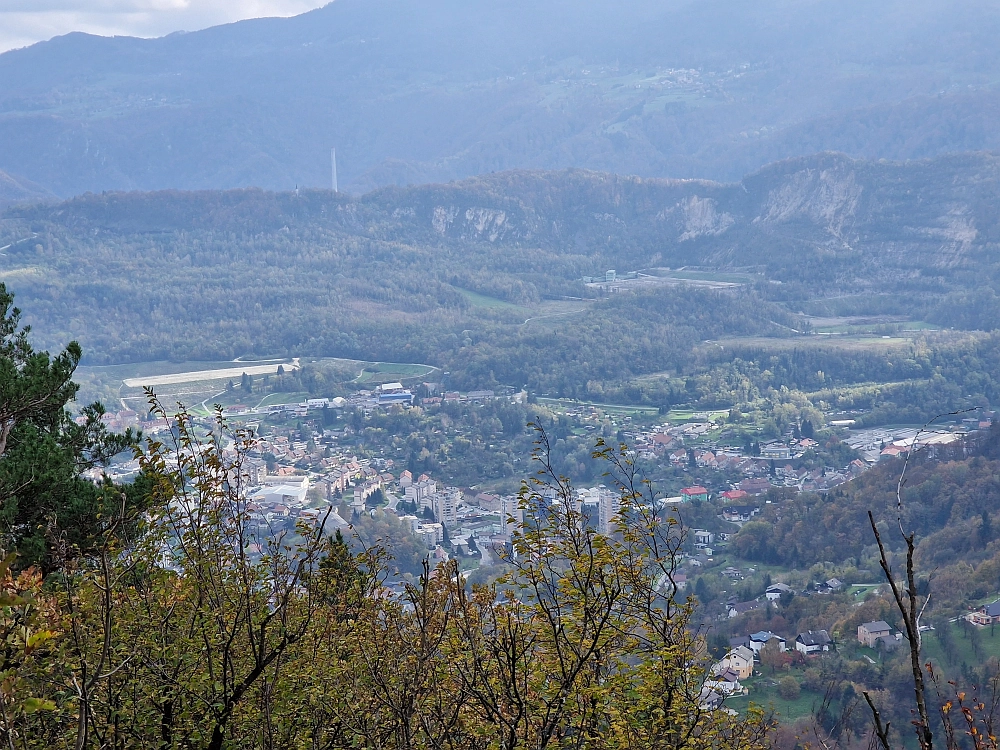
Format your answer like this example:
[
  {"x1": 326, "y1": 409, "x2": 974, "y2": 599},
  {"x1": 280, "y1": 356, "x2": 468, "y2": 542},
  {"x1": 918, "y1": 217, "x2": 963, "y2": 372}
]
[{"x1": 0, "y1": 284, "x2": 137, "y2": 568}]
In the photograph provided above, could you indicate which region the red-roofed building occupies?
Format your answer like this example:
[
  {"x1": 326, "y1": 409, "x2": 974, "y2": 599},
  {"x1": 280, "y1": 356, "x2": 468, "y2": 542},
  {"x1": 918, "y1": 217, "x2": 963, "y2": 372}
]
[
  {"x1": 681, "y1": 486, "x2": 709, "y2": 502},
  {"x1": 721, "y1": 489, "x2": 749, "y2": 502},
  {"x1": 652, "y1": 433, "x2": 677, "y2": 452}
]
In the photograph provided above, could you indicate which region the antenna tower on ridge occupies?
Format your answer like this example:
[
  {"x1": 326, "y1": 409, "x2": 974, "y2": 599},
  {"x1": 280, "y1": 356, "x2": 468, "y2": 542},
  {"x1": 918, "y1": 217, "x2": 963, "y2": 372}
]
[{"x1": 331, "y1": 148, "x2": 339, "y2": 193}]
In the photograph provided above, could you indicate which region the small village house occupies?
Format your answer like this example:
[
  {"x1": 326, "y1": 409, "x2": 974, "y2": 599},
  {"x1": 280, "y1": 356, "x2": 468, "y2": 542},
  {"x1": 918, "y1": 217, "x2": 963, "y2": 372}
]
[
  {"x1": 858, "y1": 620, "x2": 892, "y2": 648},
  {"x1": 795, "y1": 630, "x2": 833, "y2": 654},
  {"x1": 718, "y1": 645, "x2": 754, "y2": 679},
  {"x1": 968, "y1": 600, "x2": 1000, "y2": 626}
]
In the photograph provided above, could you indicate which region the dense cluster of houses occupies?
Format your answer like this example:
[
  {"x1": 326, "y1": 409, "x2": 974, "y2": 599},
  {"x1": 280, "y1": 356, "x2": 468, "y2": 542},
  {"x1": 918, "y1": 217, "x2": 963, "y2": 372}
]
[
  {"x1": 701, "y1": 593, "x2": 912, "y2": 709},
  {"x1": 615, "y1": 420, "x2": 878, "y2": 495},
  {"x1": 702, "y1": 628, "x2": 834, "y2": 709}
]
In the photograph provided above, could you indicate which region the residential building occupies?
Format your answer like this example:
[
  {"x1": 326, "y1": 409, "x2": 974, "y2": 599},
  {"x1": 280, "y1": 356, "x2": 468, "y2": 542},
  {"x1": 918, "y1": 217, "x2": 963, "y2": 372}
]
[
  {"x1": 405, "y1": 476, "x2": 437, "y2": 509},
  {"x1": 598, "y1": 487, "x2": 621, "y2": 535},
  {"x1": 416, "y1": 523, "x2": 444, "y2": 548},
  {"x1": 698, "y1": 687, "x2": 725, "y2": 711},
  {"x1": 796, "y1": 630, "x2": 833, "y2": 654},
  {"x1": 432, "y1": 487, "x2": 461, "y2": 526},
  {"x1": 968, "y1": 600, "x2": 1000, "y2": 626},
  {"x1": 765, "y1": 583, "x2": 793, "y2": 602},
  {"x1": 499, "y1": 495, "x2": 523, "y2": 541},
  {"x1": 739, "y1": 477, "x2": 773, "y2": 495},
  {"x1": 721, "y1": 489, "x2": 749, "y2": 502},
  {"x1": 693, "y1": 529, "x2": 714, "y2": 546},
  {"x1": 399, "y1": 514, "x2": 420, "y2": 534},
  {"x1": 475, "y1": 492, "x2": 501, "y2": 511},
  {"x1": 651, "y1": 433, "x2": 677, "y2": 451},
  {"x1": 761, "y1": 444, "x2": 791, "y2": 460},
  {"x1": 704, "y1": 669, "x2": 744, "y2": 696},
  {"x1": 681, "y1": 486, "x2": 709, "y2": 502},
  {"x1": 880, "y1": 446, "x2": 907, "y2": 461},
  {"x1": 728, "y1": 600, "x2": 764, "y2": 618},
  {"x1": 858, "y1": 620, "x2": 892, "y2": 648},
  {"x1": 696, "y1": 450, "x2": 717, "y2": 467},
  {"x1": 719, "y1": 645, "x2": 754, "y2": 679},
  {"x1": 874, "y1": 633, "x2": 901, "y2": 651},
  {"x1": 356, "y1": 478, "x2": 384, "y2": 503},
  {"x1": 721, "y1": 505, "x2": 759, "y2": 523},
  {"x1": 748, "y1": 631, "x2": 786, "y2": 653}
]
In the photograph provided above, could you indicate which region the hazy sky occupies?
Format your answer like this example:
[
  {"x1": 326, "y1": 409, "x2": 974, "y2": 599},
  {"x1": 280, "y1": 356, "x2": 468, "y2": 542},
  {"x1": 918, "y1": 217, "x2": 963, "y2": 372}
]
[{"x1": 0, "y1": 0, "x2": 330, "y2": 53}]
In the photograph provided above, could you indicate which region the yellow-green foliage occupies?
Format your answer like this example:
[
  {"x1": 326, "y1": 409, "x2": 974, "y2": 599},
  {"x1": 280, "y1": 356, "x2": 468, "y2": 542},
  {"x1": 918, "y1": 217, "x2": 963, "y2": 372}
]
[{"x1": 3, "y1": 408, "x2": 774, "y2": 749}]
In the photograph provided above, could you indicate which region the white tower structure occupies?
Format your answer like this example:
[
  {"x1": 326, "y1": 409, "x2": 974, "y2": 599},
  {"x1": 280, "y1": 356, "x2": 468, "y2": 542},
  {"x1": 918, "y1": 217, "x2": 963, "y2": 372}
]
[{"x1": 331, "y1": 148, "x2": 339, "y2": 193}]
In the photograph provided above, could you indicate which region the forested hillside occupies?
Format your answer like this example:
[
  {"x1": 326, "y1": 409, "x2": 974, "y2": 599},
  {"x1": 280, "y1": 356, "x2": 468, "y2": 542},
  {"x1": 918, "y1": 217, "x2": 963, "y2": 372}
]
[
  {"x1": 4, "y1": 152, "x2": 1000, "y2": 366},
  {"x1": 3, "y1": 0, "x2": 1000, "y2": 196},
  {"x1": 13, "y1": 151, "x2": 1000, "y2": 295},
  {"x1": 2, "y1": 153, "x2": 1000, "y2": 426},
  {"x1": 727, "y1": 426, "x2": 1000, "y2": 619},
  {"x1": 0, "y1": 169, "x2": 53, "y2": 210}
]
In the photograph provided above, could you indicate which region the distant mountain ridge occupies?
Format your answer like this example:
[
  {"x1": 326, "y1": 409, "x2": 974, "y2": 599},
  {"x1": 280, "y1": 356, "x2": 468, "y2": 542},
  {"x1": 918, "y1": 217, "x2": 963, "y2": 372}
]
[
  {"x1": 0, "y1": 170, "x2": 55, "y2": 210},
  {"x1": 3, "y1": 0, "x2": 1000, "y2": 197},
  {"x1": 11, "y1": 150, "x2": 1000, "y2": 295}
]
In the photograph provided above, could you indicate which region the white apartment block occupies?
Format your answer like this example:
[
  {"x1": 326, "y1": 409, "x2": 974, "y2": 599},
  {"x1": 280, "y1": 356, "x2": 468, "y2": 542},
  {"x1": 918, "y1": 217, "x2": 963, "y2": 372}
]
[
  {"x1": 598, "y1": 487, "x2": 621, "y2": 536},
  {"x1": 432, "y1": 487, "x2": 461, "y2": 526},
  {"x1": 499, "y1": 495, "x2": 524, "y2": 540}
]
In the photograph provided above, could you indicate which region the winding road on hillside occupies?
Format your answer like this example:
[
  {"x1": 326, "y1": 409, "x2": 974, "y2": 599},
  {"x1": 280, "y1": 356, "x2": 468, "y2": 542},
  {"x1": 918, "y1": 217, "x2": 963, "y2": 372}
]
[{"x1": 0, "y1": 233, "x2": 37, "y2": 254}]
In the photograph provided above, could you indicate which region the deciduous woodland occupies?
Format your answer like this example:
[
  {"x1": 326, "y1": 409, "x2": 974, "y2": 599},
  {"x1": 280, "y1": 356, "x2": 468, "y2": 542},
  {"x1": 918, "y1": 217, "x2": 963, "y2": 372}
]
[{"x1": 2, "y1": 405, "x2": 773, "y2": 748}]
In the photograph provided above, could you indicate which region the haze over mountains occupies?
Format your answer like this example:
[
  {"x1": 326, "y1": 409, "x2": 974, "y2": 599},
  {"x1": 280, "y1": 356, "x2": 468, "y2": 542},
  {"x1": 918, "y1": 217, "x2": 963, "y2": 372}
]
[{"x1": 2, "y1": 0, "x2": 1000, "y2": 198}]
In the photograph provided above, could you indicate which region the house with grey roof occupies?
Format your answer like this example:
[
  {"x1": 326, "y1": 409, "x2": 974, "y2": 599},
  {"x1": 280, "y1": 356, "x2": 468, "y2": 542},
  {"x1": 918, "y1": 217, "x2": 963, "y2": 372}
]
[
  {"x1": 795, "y1": 630, "x2": 833, "y2": 654},
  {"x1": 858, "y1": 620, "x2": 892, "y2": 648}
]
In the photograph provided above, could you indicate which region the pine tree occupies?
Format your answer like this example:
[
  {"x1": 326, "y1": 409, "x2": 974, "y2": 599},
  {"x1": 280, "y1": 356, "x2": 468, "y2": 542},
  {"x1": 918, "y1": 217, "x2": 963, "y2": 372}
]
[{"x1": 0, "y1": 284, "x2": 139, "y2": 569}]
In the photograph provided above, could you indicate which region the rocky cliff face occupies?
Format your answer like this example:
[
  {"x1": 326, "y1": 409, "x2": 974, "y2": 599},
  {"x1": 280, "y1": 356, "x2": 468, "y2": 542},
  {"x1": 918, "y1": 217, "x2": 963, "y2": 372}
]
[
  {"x1": 8, "y1": 151, "x2": 1000, "y2": 294},
  {"x1": 328, "y1": 152, "x2": 1000, "y2": 291}
]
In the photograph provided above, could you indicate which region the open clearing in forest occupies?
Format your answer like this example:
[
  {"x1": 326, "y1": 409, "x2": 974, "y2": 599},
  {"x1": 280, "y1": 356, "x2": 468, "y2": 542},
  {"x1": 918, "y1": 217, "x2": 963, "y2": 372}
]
[
  {"x1": 453, "y1": 287, "x2": 529, "y2": 311},
  {"x1": 123, "y1": 361, "x2": 299, "y2": 388},
  {"x1": 705, "y1": 335, "x2": 916, "y2": 352},
  {"x1": 354, "y1": 362, "x2": 439, "y2": 384}
]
